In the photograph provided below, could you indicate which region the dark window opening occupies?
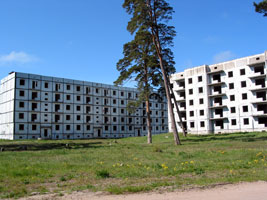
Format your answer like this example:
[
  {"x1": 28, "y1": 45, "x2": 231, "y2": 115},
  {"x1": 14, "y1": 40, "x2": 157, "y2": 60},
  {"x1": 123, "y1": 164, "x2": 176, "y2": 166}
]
[
  {"x1": 240, "y1": 69, "x2": 245, "y2": 75},
  {"x1": 228, "y1": 71, "x2": 233, "y2": 77},
  {"x1": 200, "y1": 121, "x2": 205, "y2": 127},
  {"x1": 199, "y1": 98, "x2": 204, "y2": 104},
  {"x1": 188, "y1": 78, "x2": 193, "y2": 84},
  {"x1": 198, "y1": 76, "x2": 202, "y2": 82},
  {"x1": 31, "y1": 114, "x2": 37, "y2": 122},
  {"x1": 76, "y1": 86, "x2": 80, "y2": 92},
  {"x1": 20, "y1": 79, "x2": 25, "y2": 86},
  {"x1": 55, "y1": 104, "x2": 60, "y2": 112},
  {"x1": 32, "y1": 103, "x2": 37, "y2": 111},
  {"x1": 231, "y1": 107, "x2": 236, "y2": 113},
  {"x1": 231, "y1": 119, "x2": 237, "y2": 125},
  {"x1": 241, "y1": 81, "x2": 246, "y2": 88},
  {"x1": 55, "y1": 115, "x2": 60, "y2": 122},
  {"x1": 244, "y1": 118, "x2": 249, "y2": 125},
  {"x1": 19, "y1": 101, "x2": 24, "y2": 108},
  {"x1": 230, "y1": 95, "x2": 235, "y2": 101},
  {"x1": 19, "y1": 113, "x2": 24, "y2": 119},
  {"x1": 32, "y1": 92, "x2": 38, "y2": 100},
  {"x1": 242, "y1": 93, "x2": 247, "y2": 100},
  {"x1": 55, "y1": 93, "x2": 60, "y2": 102},
  {"x1": 19, "y1": 90, "x2": 25, "y2": 97},
  {"x1": 19, "y1": 124, "x2": 24, "y2": 131},
  {"x1": 229, "y1": 83, "x2": 234, "y2": 89},
  {"x1": 45, "y1": 82, "x2": 49, "y2": 88}
]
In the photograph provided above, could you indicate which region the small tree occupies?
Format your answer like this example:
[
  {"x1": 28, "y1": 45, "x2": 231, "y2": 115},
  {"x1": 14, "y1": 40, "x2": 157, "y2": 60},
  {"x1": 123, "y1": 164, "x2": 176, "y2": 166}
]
[
  {"x1": 115, "y1": 29, "x2": 166, "y2": 144},
  {"x1": 254, "y1": 0, "x2": 267, "y2": 16}
]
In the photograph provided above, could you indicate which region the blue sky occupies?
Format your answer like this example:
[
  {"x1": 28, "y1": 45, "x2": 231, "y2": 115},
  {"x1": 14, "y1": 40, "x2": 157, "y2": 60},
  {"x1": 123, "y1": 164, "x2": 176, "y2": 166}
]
[{"x1": 0, "y1": 0, "x2": 266, "y2": 86}]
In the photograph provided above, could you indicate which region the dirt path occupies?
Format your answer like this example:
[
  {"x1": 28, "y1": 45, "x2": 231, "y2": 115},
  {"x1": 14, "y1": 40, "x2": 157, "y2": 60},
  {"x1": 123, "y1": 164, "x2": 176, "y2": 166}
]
[{"x1": 20, "y1": 181, "x2": 267, "y2": 200}]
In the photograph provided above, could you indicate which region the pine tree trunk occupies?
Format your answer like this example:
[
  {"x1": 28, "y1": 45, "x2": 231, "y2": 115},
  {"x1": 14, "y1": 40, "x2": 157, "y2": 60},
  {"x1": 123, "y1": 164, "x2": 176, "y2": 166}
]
[
  {"x1": 146, "y1": 99, "x2": 152, "y2": 144},
  {"x1": 146, "y1": 0, "x2": 181, "y2": 145},
  {"x1": 144, "y1": 64, "x2": 152, "y2": 144}
]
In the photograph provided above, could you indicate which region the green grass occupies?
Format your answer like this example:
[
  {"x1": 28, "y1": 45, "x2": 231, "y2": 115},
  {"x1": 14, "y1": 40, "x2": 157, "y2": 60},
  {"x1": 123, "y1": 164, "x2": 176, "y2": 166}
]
[{"x1": 0, "y1": 132, "x2": 267, "y2": 198}]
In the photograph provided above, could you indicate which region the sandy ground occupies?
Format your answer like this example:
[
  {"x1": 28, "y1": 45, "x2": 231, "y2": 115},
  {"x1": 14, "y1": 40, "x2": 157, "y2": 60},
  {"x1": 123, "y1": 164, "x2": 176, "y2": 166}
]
[{"x1": 20, "y1": 181, "x2": 267, "y2": 200}]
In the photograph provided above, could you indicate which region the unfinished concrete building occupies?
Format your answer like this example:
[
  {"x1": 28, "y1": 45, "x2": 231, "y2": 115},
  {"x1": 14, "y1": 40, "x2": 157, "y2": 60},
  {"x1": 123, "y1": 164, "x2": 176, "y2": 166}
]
[
  {"x1": 170, "y1": 51, "x2": 267, "y2": 134},
  {"x1": 0, "y1": 72, "x2": 168, "y2": 140}
]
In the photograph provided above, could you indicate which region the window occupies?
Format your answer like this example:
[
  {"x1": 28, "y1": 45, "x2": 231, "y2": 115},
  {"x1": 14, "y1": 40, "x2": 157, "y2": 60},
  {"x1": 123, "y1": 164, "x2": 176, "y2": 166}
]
[
  {"x1": 66, "y1": 95, "x2": 71, "y2": 100},
  {"x1": 19, "y1": 124, "x2": 24, "y2": 131},
  {"x1": 45, "y1": 82, "x2": 49, "y2": 88},
  {"x1": 76, "y1": 105, "x2": 81, "y2": 111},
  {"x1": 19, "y1": 102, "x2": 24, "y2": 108},
  {"x1": 121, "y1": 109, "x2": 124, "y2": 114},
  {"x1": 66, "y1": 105, "x2": 71, "y2": 110},
  {"x1": 76, "y1": 86, "x2": 80, "y2": 91},
  {"x1": 231, "y1": 119, "x2": 237, "y2": 125},
  {"x1": 228, "y1": 71, "x2": 233, "y2": 77},
  {"x1": 20, "y1": 79, "x2": 25, "y2": 85},
  {"x1": 190, "y1": 122, "x2": 194, "y2": 128},
  {"x1": 56, "y1": 125, "x2": 60, "y2": 131},
  {"x1": 32, "y1": 125, "x2": 37, "y2": 131},
  {"x1": 121, "y1": 100, "x2": 124, "y2": 105},
  {"x1": 76, "y1": 125, "x2": 81, "y2": 131},
  {"x1": 121, "y1": 91, "x2": 124, "y2": 96},
  {"x1": 19, "y1": 113, "x2": 24, "y2": 119},
  {"x1": 200, "y1": 121, "x2": 205, "y2": 127},
  {"x1": 189, "y1": 100, "x2": 194, "y2": 105},
  {"x1": 190, "y1": 111, "x2": 194, "y2": 117},
  {"x1": 113, "y1": 126, "x2": 117, "y2": 131},
  {"x1": 231, "y1": 107, "x2": 236, "y2": 113},
  {"x1": 113, "y1": 108, "x2": 117, "y2": 113},
  {"x1": 199, "y1": 87, "x2": 203, "y2": 93},
  {"x1": 55, "y1": 84, "x2": 61, "y2": 91},
  {"x1": 32, "y1": 103, "x2": 37, "y2": 111},
  {"x1": 241, "y1": 81, "x2": 246, "y2": 88},
  {"x1": 198, "y1": 76, "x2": 202, "y2": 82},
  {"x1": 230, "y1": 95, "x2": 235, "y2": 101},
  {"x1": 240, "y1": 69, "x2": 245, "y2": 75},
  {"x1": 229, "y1": 83, "x2": 234, "y2": 89},
  {"x1": 200, "y1": 110, "x2": 204, "y2": 116},
  {"x1": 199, "y1": 98, "x2": 204, "y2": 104},
  {"x1": 96, "y1": 88, "x2": 99, "y2": 93},
  {"x1": 19, "y1": 90, "x2": 25, "y2": 97},
  {"x1": 113, "y1": 90, "x2": 116, "y2": 95},
  {"x1": 32, "y1": 92, "x2": 38, "y2": 100},
  {"x1": 113, "y1": 99, "x2": 117, "y2": 104},
  {"x1": 76, "y1": 96, "x2": 81, "y2": 101},
  {"x1": 242, "y1": 93, "x2": 247, "y2": 100},
  {"x1": 189, "y1": 89, "x2": 193, "y2": 95},
  {"x1": 87, "y1": 125, "x2": 90, "y2": 131},
  {"x1": 31, "y1": 114, "x2": 37, "y2": 122},
  {"x1": 76, "y1": 115, "x2": 81, "y2": 121},
  {"x1": 113, "y1": 117, "x2": 117, "y2": 122},
  {"x1": 121, "y1": 117, "x2": 125, "y2": 123},
  {"x1": 243, "y1": 105, "x2": 248, "y2": 112},
  {"x1": 244, "y1": 118, "x2": 249, "y2": 125},
  {"x1": 66, "y1": 84, "x2": 71, "y2": 90},
  {"x1": 105, "y1": 126, "x2": 109, "y2": 131},
  {"x1": 66, "y1": 115, "x2": 71, "y2": 120},
  {"x1": 66, "y1": 125, "x2": 70, "y2": 130},
  {"x1": 188, "y1": 78, "x2": 193, "y2": 84}
]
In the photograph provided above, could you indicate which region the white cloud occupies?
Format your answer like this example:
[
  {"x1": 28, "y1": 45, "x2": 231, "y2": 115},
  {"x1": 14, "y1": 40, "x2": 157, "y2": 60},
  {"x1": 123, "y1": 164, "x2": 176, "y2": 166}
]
[
  {"x1": 0, "y1": 51, "x2": 38, "y2": 65},
  {"x1": 213, "y1": 51, "x2": 235, "y2": 64}
]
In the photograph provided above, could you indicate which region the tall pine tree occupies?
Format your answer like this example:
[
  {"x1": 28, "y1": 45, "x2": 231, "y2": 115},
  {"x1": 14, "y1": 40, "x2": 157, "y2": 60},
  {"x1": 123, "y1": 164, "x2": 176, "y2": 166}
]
[
  {"x1": 115, "y1": 29, "x2": 174, "y2": 143},
  {"x1": 123, "y1": 0, "x2": 185, "y2": 145}
]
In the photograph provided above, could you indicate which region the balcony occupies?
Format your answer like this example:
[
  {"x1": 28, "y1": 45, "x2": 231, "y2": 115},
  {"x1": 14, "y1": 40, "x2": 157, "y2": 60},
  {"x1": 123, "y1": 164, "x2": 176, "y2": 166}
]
[
  {"x1": 208, "y1": 81, "x2": 225, "y2": 86},
  {"x1": 250, "y1": 87, "x2": 267, "y2": 92},
  {"x1": 209, "y1": 93, "x2": 226, "y2": 97},
  {"x1": 248, "y1": 73, "x2": 266, "y2": 79},
  {"x1": 209, "y1": 103, "x2": 227, "y2": 109}
]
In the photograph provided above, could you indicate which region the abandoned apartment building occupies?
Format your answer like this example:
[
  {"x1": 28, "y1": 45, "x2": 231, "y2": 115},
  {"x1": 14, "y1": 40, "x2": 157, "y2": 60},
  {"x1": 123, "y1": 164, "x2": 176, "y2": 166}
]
[
  {"x1": 0, "y1": 72, "x2": 168, "y2": 140},
  {"x1": 170, "y1": 51, "x2": 267, "y2": 134}
]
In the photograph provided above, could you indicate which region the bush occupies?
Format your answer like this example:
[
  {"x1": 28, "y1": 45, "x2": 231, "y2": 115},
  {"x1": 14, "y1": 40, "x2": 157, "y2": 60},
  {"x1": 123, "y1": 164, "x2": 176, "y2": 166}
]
[{"x1": 96, "y1": 170, "x2": 110, "y2": 178}]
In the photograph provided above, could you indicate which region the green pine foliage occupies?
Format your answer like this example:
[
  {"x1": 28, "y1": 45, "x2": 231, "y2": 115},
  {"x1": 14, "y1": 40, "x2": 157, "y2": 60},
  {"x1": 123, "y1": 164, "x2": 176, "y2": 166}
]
[{"x1": 254, "y1": 0, "x2": 267, "y2": 16}]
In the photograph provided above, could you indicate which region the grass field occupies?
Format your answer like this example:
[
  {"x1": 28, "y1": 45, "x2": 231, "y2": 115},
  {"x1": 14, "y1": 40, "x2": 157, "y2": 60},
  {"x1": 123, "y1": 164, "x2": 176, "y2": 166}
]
[{"x1": 0, "y1": 132, "x2": 267, "y2": 199}]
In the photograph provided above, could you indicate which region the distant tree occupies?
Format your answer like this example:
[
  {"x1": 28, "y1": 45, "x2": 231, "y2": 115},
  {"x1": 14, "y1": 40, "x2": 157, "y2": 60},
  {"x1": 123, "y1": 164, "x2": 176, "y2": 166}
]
[
  {"x1": 123, "y1": 0, "x2": 185, "y2": 145},
  {"x1": 114, "y1": 29, "x2": 174, "y2": 144},
  {"x1": 254, "y1": 0, "x2": 267, "y2": 16}
]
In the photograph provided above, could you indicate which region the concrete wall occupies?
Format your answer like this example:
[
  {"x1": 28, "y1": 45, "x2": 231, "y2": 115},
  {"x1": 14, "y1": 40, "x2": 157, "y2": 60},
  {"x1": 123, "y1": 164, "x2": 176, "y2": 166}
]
[
  {"x1": 170, "y1": 51, "x2": 267, "y2": 134},
  {"x1": 0, "y1": 72, "x2": 168, "y2": 140}
]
